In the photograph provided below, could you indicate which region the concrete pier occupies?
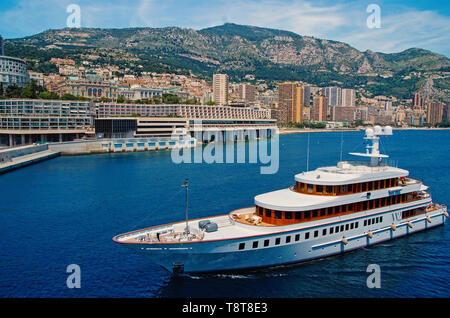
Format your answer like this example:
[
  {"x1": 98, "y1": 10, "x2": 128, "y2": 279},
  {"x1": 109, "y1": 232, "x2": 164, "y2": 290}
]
[{"x1": 0, "y1": 145, "x2": 60, "y2": 174}]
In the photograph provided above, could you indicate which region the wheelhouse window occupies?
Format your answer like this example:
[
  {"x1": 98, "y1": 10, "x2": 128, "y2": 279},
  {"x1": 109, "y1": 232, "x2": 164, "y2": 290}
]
[
  {"x1": 257, "y1": 206, "x2": 263, "y2": 216},
  {"x1": 327, "y1": 207, "x2": 333, "y2": 215},
  {"x1": 274, "y1": 211, "x2": 282, "y2": 219},
  {"x1": 265, "y1": 209, "x2": 272, "y2": 218},
  {"x1": 285, "y1": 212, "x2": 292, "y2": 219},
  {"x1": 316, "y1": 185, "x2": 323, "y2": 193}
]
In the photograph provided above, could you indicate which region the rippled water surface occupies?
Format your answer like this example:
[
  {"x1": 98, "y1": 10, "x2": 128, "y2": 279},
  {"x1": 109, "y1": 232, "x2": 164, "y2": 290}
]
[{"x1": 0, "y1": 130, "x2": 449, "y2": 297}]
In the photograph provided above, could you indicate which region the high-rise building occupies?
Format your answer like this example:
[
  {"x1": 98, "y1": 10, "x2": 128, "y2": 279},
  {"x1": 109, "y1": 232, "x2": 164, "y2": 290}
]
[
  {"x1": 324, "y1": 87, "x2": 342, "y2": 107},
  {"x1": 278, "y1": 82, "x2": 304, "y2": 123},
  {"x1": 0, "y1": 56, "x2": 29, "y2": 89},
  {"x1": 426, "y1": 99, "x2": 444, "y2": 126},
  {"x1": 341, "y1": 89, "x2": 356, "y2": 107},
  {"x1": 0, "y1": 35, "x2": 4, "y2": 56},
  {"x1": 237, "y1": 83, "x2": 257, "y2": 104},
  {"x1": 213, "y1": 74, "x2": 229, "y2": 106},
  {"x1": 443, "y1": 104, "x2": 450, "y2": 122},
  {"x1": 312, "y1": 96, "x2": 328, "y2": 122},
  {"x1": 330, "y1": 106, "x2": 356, "y2": 122},
  {"x1": 303, "y1": 86, "x2": 313, "y2": 106},
  {"x1": 412, "y1": 93, "x2": 425, "y2": 108}
]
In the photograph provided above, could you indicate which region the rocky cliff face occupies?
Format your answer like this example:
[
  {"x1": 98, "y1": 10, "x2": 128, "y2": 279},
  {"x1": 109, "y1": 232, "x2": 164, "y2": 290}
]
[{"x1": 7, "y1": 23, "x2": 450, "y2": 101}]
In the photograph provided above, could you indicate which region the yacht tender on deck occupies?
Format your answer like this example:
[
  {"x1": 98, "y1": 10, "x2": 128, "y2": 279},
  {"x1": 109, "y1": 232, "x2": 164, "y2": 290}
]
[{"x1": 113, "y1": 126, "x2": 448, "y2": 274}]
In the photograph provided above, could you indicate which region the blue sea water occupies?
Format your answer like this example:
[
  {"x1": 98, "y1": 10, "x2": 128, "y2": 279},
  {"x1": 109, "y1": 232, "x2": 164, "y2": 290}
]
[{"x1": 0, "y1": 130, "x2": 449, "y2": 298}]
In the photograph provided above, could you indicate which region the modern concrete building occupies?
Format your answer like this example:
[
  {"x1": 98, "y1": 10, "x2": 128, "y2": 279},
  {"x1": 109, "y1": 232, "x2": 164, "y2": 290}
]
[
  {"x1": 312, "y1": 96, "x2": 328, "y2": 122},
  {"x1": 443, "y1": 104, "x2": 450, "y2": 122},
  {"x1": 0, "y1": 55, "x2": 29, "y2": 89},
  {"x1": 212, "y1": 74, "x2": 229, "y2": 106},
  {"x1": 341, "y1": 89, "x2": 356, "y2": 107},
  {"x1": 278, "y1": 82, "x2": 304, "y2": 123},
  {"x1": 118, "y1": 85, "x2": 163, "y2": 101},
  {"x1": 0, "y1": 99, "x2": 93, "y2": 146},
  {"x1": 53, "y1": 78, "x2": 119, "y2": 99},
  {"x1": 27, "y1": 71, "x2": 45, "y2": 88},
  {"x1": 303, "y1": 86, "x2": 315, "y2": 106},
  {"x1": 237, "y1": 83, "x2": 257, "y2": 105},
  {"x1": 0, "y1": 35, "x2": 4, "y2": 56},
  {"x1": 95, "y1": 117, "x2": 189, "y2": 138},
  {"x1": 330, "y1": 106, "x2": 356, "y2": 122},
  {"x1": 96, "y1": 103, "x2": 271, "y2": 121},
  {"x1": 412, "y1": 93, "x2": 425, "y2": 108},
  {"x1": 426, "y1": 100, "x2": 444, "y2": 126},
  {"x1": 324, "y1": 87, "x2": 342, "y2": 107}
]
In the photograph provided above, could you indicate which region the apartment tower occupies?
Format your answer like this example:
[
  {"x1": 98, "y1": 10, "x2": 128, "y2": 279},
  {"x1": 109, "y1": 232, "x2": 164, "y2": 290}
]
[
  {"x1": 278, "y1": 82, "x2": 304, "y2": 123},
  {"x1": 213, "y1": 74, "x2": 229, "y2": 106},
  {"x1": 312, "y1": 95, "x2": 328, "y2": 122}
]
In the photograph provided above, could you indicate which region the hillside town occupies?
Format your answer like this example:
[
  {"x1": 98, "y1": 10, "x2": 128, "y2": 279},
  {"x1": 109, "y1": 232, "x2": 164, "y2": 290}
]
[{"x1": 1, "y1": 33, "x2": 449, "y2": 147}]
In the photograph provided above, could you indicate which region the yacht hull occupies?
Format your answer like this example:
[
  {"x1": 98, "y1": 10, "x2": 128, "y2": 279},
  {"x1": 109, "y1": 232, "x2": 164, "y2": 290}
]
[{"x1": 123, "y1": 210, "x2": 446, "y2": 274}]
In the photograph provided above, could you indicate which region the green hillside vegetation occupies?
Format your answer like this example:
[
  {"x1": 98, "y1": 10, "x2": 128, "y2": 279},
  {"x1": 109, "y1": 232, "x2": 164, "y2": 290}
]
[{"x1": 4, "y1": 23, "x2": 449, "y2": 102}]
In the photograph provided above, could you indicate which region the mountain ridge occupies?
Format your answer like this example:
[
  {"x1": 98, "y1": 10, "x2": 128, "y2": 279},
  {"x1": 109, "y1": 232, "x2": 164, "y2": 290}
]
[{"x1": 4, "y1": 23, "x2": 449, "y2": 101}]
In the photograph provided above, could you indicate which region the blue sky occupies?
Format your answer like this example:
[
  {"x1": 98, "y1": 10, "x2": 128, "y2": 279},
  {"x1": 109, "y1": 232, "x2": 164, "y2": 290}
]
[{"x1": 0, "y1": 0, "x2": 449, "y2": 57}]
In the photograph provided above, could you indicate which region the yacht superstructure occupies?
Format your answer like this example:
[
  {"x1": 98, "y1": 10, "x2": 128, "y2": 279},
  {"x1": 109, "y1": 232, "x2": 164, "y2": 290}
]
[{"x1": 113, "y1": 126, "x2": 448, "y2": 274}]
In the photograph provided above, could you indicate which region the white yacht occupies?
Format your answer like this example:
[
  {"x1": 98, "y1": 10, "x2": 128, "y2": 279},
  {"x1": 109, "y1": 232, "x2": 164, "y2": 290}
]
[{"x1": 113, "y1": 126, "x2": 448, "y2": 274}]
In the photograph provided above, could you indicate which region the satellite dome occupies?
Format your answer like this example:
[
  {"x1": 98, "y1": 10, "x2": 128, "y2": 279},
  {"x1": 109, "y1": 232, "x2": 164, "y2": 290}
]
[
  {"x1": 365, "y1": 128, "x2": 374, "y2": 137},
  {"x1": 383, "y1": 126, "x2": 393, "y2": 135},
  {"x1": 374, "y1": 125, "x2": 382, "y2": 135}
]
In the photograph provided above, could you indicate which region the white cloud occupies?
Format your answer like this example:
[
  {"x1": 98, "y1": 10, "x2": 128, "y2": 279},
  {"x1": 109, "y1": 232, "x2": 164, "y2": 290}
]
[{"x1": 337, "y1": 9, "x2": 450, "y2": 55}]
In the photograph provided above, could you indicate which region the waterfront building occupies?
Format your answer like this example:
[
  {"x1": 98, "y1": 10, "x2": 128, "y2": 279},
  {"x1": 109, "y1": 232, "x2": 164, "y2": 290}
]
[
  {"x1": 324, "y1": 87, "x2": 342, "y2": 107},
  {"x1": 426, "y1": 100, "x2": 444, "y2": 126},
  {"x1": 0, "y1": 35, "x2": 4, "y2": 56},
  {"x1": 312, "y1": 96, "x2": 328, "y2": 122},
  {"x1": 237, "y1": 83, "x2": 257, "y2": 105},
  {"x1": 0, "y1": 55, "x2": 29, "y2": 89},
  {"x1": 0, "y1": 99, "x2": 93, "y2": 146},
  {"x1": 278, "y1": 82, "x2": 304, "y2": 123},
  {"x1": 303, "y1": 86, "x2": 318, "y2": 107},
  {"x1": 443, "y1": 104, "x2": 450, "y2": 122},
  {"x1": 118, "y1": 85, "x2": 163, "y2": 101},
  {"x1": 412, "y1": 93, "x2": 425, "y2": 108},
  {"x1": 212, "y1": 74, "x2": 229, "y2": 106},
  {"x1": 330, "y1": 106, "x2": 356, "y2": 122},
  {"x1": 27, "y1": 71, "x2": 45, "y2": 88},
  {"x1": 95, "y1": 117, "x2": 189, "y2": 138},
  {"x1": 53, "y1": 78, "x2": 119, "y2": 100},
  {"x1": 95, "y1": 103, "x2": 272, "y2": 121},
  {"x1": 341, "y1": 89, "x2": 356, "y2": 107}
]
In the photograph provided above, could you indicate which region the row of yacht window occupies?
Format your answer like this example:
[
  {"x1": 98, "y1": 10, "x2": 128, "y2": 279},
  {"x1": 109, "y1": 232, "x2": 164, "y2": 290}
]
[{"x1": 238, "y1": 216, "x2": 384, "y2": 250}]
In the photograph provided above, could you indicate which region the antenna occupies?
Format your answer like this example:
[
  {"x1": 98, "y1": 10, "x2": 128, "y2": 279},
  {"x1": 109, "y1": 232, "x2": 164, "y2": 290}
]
[
  {"x1": 306, "y1": 133, "x2": 310, "y2": 172},
  {"x1": 349, "y1": 125, "x2": 393, "y2": 166},
  {"x1": 182, "y1": 179, "x2": 189, "y2": 234}
]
